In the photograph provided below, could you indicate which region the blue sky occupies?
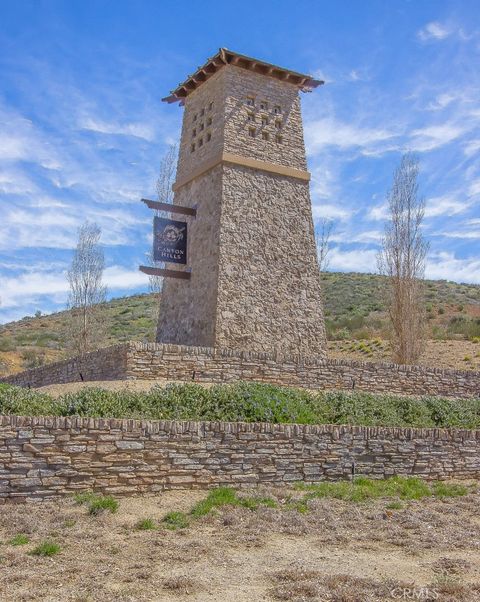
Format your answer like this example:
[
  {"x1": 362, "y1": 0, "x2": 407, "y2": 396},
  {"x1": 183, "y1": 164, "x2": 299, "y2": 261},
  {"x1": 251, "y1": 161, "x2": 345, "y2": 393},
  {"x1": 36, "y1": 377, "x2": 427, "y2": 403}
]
[{"x1": 0, "y1": 0, "x2": 479, "y2": 324}]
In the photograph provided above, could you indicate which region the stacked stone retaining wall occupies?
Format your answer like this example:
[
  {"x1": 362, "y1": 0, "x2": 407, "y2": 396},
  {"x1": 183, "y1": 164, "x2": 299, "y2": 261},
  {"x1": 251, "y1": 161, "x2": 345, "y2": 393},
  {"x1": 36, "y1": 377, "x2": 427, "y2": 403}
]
[
  {"x1": 1, "y1": 342, "x2": 478, "y2": 399},
  {"x1": 1, "y1": 415, "x2": 479, "y2": 503}
]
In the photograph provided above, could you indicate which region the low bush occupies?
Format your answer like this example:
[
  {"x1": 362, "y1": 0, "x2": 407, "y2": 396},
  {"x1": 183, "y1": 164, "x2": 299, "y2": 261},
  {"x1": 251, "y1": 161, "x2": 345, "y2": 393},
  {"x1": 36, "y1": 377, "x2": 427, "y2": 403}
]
[
  {"x1": 29, "y1": 540, "x2": 61, "y2": 557},
  {"x1": 135, "y1": 518, "x2": 156, "y2": 531},
  {"x1": 163, "y1": 511, "x2": 189, "y2": 530},
  {"x1": 0, "y1": 382, "x2": 479, "y2": 429},
  {"x1": 9, "y1": 533, "x2": 30, "y2": 546},
  {"x1": 73, "y1": 491, "x2": 119, "y2": 515}
]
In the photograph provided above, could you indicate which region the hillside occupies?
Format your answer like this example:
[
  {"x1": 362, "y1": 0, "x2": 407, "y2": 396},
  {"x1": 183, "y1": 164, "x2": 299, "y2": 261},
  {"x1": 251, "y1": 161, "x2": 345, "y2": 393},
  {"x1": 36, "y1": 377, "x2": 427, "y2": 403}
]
[{"x1": 1, "y1": 272, "x2": 479, "y2": 376}]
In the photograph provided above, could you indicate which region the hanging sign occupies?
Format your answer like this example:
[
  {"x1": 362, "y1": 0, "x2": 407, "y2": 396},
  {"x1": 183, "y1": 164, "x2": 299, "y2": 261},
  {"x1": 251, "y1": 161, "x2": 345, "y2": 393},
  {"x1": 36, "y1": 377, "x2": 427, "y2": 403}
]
[{"x1": 153, "y1": 216, "x2": 187, "y2": 264}]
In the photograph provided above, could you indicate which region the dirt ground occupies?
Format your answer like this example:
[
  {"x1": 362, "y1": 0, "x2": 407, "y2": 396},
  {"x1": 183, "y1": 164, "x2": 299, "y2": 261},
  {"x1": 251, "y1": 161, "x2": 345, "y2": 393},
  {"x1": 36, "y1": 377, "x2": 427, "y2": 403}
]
[
  {"x1": 328, "y1": 339, "x2": 480, "y2": 371},
  {"x1": 1, "y1": 485, "x2": 480, "y2": 602}
]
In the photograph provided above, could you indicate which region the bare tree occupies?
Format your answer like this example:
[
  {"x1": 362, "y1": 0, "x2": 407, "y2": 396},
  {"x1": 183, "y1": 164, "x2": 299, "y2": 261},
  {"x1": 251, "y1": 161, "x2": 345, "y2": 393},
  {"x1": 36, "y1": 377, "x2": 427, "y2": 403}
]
[
  {"x1": 377, "y1": 153, "x2": 429, "y2": 364},
  {"x1": 147, "y1": 144, "x2": 178, "y2": 297},
  {"x1": 67, "y1": 222, "x2": 107, "y2": 356},
  {"x1": 155, "y1": 143, "x2": 177, "y2": 205},
  {"x1": 316, "y1": 218, "x2": 334, "y2": 272}
]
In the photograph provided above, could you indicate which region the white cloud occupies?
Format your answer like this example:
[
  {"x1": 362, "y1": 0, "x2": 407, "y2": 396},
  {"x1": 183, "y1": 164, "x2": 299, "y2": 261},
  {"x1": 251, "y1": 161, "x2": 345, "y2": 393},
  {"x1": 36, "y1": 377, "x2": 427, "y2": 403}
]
[
  {"x1": 79, "y1": 117, "x2": 156, "y2": 141},
  {"x1": 0, "y1": 167, "x2": 38, "y2": 195},
  {"x1": 464, "y1": 140, "x2": 480, "y2": 156},
  {"x1": 427, "y1": 93, "x2": 458, "y2": 111},
  {"x1": 0, "y1": 108, "x2": 61, "y2": 169},
  {"x1": 0, "y1": 270, "x2": 69, "y2": 309},
  {"x1": 312, "y1": 203, "x2": 351, "y2": 221},
  {"x1": 417, "y1": 22, "x2": 452, "y2": 42},
  {"x1": 441, "y1": 229, "x2": 480, "y2": 240},
  {"x1": 0, "y1": 264, "x2": 149, "y2": 323},
  {"x1": 468, "y1": 179, "x2": 480, "y2": 197},
  {"x1": 305, "y1": 117, "x2": 397, "y2": 155},
  {"x1": 104, "y1": 265, "x2": 149, "y2": 290},
  {"x1": 426, "y1": 252, "x2": 480, "y2": 283},
  {"x1": 424, "y1": 195, "x2": 472, "y2": 218},
  {"x1": 410, "y1": 123, "x2": 466, "y2": 151},
  {"x1": 327, "y1": 247, "x2": 378, "y2": 272},
  {"x1": 368, "y1": 203, "x2": 389, "y2": 221}
]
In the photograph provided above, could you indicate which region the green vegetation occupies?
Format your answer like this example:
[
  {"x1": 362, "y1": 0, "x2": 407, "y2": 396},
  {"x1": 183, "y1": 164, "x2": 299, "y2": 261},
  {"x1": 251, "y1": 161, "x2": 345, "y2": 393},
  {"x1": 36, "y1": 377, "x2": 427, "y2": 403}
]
[
  {"x1": 135, "y1": 518, "x2": 156, "y2": 531},
  {"x1": 190, "y1": 486, "x2": 276, "y2": 518},
  {"x1": 9, "y1": 534, "x2": 30, "y2": 546},
  {"x1": 1, "y1": 382, "x2": 479, "y2": 429},
  {"x1": 73, "y1": 491, "x2": 119, "y2": 515},
  {"x1": 161, "y1": 479, "x2": 471, "y2": 529},
  {"x1": 295, "y1": 476, "x2": 470, "y2": 503},
  {"x1": 29, "y1": 541, "x2": 61, "y2": 557},
  {"x1": 162, "y1": 487, "x2": 277, "y2": 530},
  {"x1": 88, "y1": 496, "x2": 119, "y2": 516},
  {"x1": 162, "y1": 511, "x2": 190, "y2": 530}
]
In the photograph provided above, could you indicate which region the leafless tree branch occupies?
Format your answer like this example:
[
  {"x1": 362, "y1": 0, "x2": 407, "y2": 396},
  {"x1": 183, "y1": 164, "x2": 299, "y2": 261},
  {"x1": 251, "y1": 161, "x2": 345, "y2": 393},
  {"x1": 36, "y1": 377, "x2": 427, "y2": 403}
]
[
  {"x1": 66, "y1": 222, "x2": 107, "y2": 356},
  {"x1": 377, "y1": 153, "x2": 429, "y2": 364}
]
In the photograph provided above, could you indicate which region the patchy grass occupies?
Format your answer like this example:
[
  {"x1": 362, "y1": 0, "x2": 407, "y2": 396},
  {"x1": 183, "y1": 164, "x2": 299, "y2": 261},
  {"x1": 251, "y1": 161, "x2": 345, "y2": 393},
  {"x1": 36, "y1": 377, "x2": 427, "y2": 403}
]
[
  {"x1": 190, "y1": 487, "x2": 277, "y2": 519},
  {"x1": 295, "y1": 476, "x2": 471, "y2": 504},
  {"x1": 431, "y1": 481, "x2": 469, "y2": 498},
  {"x1": 162, "y1": 487, "x2": 277, "y2": 529},
  {"x1": 88, "y1": 496, "x2": 119, "y2": 516},
  {"x1": 135, "y1": 518, "x2": 156, "y2": 531},
  {"x1": 29, "y1": 541, "x2": 61, "y2": 557},
  {"x1": 8, "y1": 534, "x2": 29, "y2": 546},
  {"x1": 163, "y1": 511, "x2": 190, "y2": 530},
  {"x1": 74, "y1": 491, "x2": 119, "y2": 515},
  {"x1": 1, "y1": 485, "x2": 480, "y2": 601},
  {"x1": 73, "y1": 491, "x2": 97, "y2": 505}
]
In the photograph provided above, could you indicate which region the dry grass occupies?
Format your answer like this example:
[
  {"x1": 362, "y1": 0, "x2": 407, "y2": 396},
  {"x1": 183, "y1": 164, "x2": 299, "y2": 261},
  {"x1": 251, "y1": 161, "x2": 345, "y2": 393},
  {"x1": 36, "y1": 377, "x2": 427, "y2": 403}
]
[
  {"x1": 328, "y1": 338, "x2": 480, "y2": 371},
  {"x1": 1, "y1": 485, "x2": 480, "y2": 601}
]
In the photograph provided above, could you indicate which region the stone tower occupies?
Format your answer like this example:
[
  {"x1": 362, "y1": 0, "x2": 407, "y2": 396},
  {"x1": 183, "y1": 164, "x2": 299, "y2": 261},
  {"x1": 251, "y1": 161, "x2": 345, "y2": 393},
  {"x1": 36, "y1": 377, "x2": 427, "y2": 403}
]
[{"x1": 157, "y1": 49, "x2": 327, "y2": 358}]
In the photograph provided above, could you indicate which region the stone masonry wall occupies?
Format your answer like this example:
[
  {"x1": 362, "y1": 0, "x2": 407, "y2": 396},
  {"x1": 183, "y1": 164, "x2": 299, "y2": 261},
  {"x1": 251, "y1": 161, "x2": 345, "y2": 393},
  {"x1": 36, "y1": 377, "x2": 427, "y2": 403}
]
[
  {"x1": 2, "y1": 343, "x2": 478, "y2": 400},
  {"x1": 0, "y1": 345, "x2": 128, "y2": 389},
  {"x1": 216, "y1": 165, "x2": 326, "y2": 357},
  {"x1": 1, "y1": 415, "x2": 479, "y2": 503}
]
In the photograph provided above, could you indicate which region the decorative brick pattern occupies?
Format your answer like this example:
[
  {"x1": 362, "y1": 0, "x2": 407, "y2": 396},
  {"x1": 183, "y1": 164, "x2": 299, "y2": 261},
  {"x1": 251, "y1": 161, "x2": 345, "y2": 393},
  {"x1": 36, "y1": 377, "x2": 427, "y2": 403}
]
[
  {"x1": 1, "y1": 414, "x2": 479, "y2": 503},
  {"x1": 1, "y1": 342, "x2": 479, "y2": 399}
]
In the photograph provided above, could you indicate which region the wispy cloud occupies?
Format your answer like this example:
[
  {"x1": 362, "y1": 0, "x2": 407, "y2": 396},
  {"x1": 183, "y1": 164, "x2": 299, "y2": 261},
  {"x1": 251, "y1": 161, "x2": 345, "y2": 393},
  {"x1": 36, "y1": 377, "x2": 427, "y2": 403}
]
[
  {"x1": 417, "y1": 22, "x2": 453, "y2": 42},
  {"x1": 78, "y1": 116, "x2": 156, "y2": 141},
  {"x1": 424, "y1": 195, "x2": 473, "y2": 218},
  {"x1": 305, "y1": 116, "x2": 397, "y2": 155},
  {"x1": 410, "y1": 123, "x2": 467, "y2": 152}
]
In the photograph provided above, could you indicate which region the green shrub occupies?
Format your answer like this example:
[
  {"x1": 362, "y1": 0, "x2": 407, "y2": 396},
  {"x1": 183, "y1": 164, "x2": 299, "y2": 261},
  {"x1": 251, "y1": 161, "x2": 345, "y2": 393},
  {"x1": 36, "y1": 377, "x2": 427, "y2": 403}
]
[
  {"x1": 190, "y1": 486, "x2": 276, "y2": 518},
  {"x1": 1, "y1": 382, "x2": 479, "y2": 429},
  {"x1": 29, "y1": 541, "x2": 60, "y2": 557},
  {"x1": 0, "y1": 386, "x2": 64, "y2": 417},
  {"x1": 0, "y1": 337, "x2": 16, "y2": 352},
  {"x1": 88, "y1": 495, "x2": 119, "y2": 516},
  {"x1": 21, "y1": 349, "x2": 45, "y2": 369},
  {"x1": 9, "y1": 534, "x2": 29, "y2": 546},
  {"x1": 135, "y1": 518, "x2": 156, "y2": 531},
  {"x1": 73, "y1": 490, "x2": 118, "y2": 515},
  {"x1": 163, "y1": 511, "x2": 189, "y2": 530}
]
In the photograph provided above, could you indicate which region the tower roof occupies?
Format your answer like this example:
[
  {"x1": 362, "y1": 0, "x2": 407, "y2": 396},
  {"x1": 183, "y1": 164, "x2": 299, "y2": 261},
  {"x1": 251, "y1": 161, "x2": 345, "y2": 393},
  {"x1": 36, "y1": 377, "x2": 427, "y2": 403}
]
[{"x1": 162, "y1": 48, "x2": 323, "y2": 104}]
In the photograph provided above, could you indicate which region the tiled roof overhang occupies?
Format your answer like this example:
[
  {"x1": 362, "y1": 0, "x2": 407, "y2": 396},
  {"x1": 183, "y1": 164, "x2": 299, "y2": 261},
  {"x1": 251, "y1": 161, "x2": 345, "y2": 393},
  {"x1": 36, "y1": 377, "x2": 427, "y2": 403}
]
[{"x1": 162, "y1": 48, "x2": 324, "y2": 104}]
